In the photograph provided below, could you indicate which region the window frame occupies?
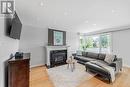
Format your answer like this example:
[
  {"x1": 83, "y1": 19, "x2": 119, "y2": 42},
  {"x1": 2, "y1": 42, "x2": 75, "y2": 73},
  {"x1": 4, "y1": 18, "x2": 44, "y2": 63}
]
[{"x1": 79, "y1": 33, "x2": 112, "y2": 53}]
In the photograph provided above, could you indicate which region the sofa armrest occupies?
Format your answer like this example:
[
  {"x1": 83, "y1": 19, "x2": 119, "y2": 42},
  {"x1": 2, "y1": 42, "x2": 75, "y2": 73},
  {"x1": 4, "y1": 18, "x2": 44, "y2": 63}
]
[
  {"x1": 72, "y1": 53, "x2": 77, "y2": 57},
  {"x1": 109, "y1": 58, "x2": 122, "y2": 73}
]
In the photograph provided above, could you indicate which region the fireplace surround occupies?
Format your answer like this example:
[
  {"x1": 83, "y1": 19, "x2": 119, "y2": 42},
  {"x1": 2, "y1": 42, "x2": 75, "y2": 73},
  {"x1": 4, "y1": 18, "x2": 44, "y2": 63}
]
[
  {"x1": 45, "y1": 46, "x2": 69, "y2": 68},
  {"x1": 50, "y1": 50, "x2": 67, "y2": 67}
]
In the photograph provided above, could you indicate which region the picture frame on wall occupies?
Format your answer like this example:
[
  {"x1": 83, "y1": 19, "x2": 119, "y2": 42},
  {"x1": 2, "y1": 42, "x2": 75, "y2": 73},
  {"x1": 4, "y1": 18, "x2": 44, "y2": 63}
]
[
  {"x1": 48, "y1": 29, "x2": 66, "y2": 46},
  {"x1": 53, "y1": 31, "x2": 63, "y2": 45}
]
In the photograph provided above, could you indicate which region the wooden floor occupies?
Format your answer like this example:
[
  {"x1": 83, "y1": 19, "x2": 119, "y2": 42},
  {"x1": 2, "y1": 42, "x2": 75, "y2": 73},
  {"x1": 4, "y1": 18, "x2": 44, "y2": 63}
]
[{"x1": 30, "y1": 66, "x2": 130, "y2": 87}]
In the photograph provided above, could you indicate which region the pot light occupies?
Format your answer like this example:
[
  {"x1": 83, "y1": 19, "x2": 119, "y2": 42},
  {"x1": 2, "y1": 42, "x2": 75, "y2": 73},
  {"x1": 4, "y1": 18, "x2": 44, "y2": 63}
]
[
  {"x1": 112, "y1": 10, "x2": 115, "y2": 13},
  {"x1": 93, "y1": 24, "x2": 97, "y2": 26},
  {"x1": 40, "y1": 2, "x2": 44, "y2": 6},
  {"x1": 64, "y1": 12, "x2": 68, "y2": 16},
  {"x1": 85, "y1": 20, "x2": 89, "y2": 23}
]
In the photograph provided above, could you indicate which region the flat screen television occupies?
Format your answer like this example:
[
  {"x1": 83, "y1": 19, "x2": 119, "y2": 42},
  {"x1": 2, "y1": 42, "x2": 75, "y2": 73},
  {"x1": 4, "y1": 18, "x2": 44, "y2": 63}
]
[{"x1": 9, "y1": 12, "x2": 22, "y2": 39}]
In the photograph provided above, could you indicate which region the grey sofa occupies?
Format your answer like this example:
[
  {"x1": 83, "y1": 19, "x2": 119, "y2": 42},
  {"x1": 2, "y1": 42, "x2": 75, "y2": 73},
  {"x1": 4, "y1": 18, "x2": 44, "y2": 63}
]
[{"x1": 74, "y1": 52, "x2": 122, "y2": 83}]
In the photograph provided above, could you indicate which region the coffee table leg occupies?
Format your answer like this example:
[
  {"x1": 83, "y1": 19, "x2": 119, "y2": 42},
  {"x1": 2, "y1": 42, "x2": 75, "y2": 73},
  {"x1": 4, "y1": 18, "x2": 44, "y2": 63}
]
[
  {"x1": 67, "y1": 63, "x2": 69, "y2": 69},
  {"x1": 71, "y1": 64, "x2": 73, "y2": 72},
  {"x1": 74, "y1": 63, "x2": 75, "y2": 69}
]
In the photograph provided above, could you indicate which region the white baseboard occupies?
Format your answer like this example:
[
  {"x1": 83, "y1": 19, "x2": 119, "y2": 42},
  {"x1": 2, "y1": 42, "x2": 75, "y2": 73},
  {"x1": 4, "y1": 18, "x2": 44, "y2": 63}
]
[
  {"x1": 124, "y1": 64, "x2": 130, "y2": 68},
  {"x1": 30, "y1": 64, "x2": 45, "y2": 68}
]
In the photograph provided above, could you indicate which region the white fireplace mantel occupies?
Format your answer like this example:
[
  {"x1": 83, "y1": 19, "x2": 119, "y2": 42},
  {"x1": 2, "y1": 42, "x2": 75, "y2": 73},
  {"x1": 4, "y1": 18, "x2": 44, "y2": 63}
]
[{"x1": 45, "y1": 46, "x2": 70, "y2": 67}]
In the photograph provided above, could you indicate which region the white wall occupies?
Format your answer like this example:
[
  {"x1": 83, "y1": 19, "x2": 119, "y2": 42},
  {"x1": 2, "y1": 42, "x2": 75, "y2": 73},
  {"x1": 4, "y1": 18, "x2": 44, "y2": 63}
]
[
  {"x1": 19, "y1": 25, "x2": 48, "y2": 67},
  {"x1": 66, "y1": 32, "x2": 79, "y2": 56},
  {"x1": 19, "y1": 25, "x2": 79, "y2": 67},
  {"x1": 112, "y1": 29, "x2": 130, "y2": 67},
  {"x1": 0, "y1": 18, "x2": 19, "y2": 87}
]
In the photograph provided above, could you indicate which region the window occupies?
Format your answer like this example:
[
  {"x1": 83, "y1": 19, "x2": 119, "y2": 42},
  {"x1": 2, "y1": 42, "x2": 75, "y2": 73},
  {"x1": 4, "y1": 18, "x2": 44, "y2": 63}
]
[
  {"x1": 80, "y1": 33, "x2": 111, "y2": 53},
  {"x1": 100, "y1": 34, "x2": 111, "y2": 53}
]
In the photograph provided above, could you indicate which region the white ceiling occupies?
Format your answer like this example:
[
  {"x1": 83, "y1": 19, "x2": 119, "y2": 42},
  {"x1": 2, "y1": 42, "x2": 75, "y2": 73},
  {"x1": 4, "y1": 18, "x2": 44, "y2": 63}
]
[{"x1": 16, "y1": 0, "x2": 130, "y2": 33}]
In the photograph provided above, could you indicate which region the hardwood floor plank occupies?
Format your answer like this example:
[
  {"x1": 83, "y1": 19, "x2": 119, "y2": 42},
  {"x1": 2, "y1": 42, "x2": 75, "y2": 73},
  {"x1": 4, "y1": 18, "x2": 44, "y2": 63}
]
[
  {"x1": 30, "y1": 66, "x2": 54, "y2": 87},
  {"x1": 30, "y1": 66, "x2": 130, "y2": 87}
]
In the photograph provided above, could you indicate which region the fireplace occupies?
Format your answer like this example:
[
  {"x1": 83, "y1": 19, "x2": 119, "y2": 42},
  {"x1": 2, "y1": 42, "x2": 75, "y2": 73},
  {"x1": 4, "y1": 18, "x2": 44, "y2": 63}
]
[
  {"x1": 50, "y1": 50, "x2": 67, "y2": 68},
  {"x1": 45, "y1": 46, "x2": 69, "y2": 68}
]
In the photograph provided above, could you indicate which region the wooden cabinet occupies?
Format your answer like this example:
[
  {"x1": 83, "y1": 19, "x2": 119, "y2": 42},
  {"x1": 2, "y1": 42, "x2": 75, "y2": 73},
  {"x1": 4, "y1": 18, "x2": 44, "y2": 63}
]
[{"x1": 8, "y1": 56, "x2": 30, "y2": 87}]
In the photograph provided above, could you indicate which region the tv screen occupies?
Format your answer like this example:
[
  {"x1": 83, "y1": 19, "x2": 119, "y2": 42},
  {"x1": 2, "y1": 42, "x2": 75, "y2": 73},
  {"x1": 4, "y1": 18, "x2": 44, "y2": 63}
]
[{"x1": 10, "y1": 12, "x2": 22, "y2": 39}]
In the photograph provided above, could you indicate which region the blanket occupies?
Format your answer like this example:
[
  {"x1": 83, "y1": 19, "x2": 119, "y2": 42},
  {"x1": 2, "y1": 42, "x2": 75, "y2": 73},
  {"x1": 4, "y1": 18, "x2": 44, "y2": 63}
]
[{"x1": 90, "y1": 61, "x2": 115, "y2": 82}]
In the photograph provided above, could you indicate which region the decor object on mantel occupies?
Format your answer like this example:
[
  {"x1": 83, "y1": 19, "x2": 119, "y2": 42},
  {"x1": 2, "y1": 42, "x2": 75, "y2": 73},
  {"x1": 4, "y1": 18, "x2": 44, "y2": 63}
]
[
  {"x1": 47, "y1": 63, "x2": 96, "y2": 87},
  {"x1": 48, "y1": 28, "x2": 66, "y2": 46}
]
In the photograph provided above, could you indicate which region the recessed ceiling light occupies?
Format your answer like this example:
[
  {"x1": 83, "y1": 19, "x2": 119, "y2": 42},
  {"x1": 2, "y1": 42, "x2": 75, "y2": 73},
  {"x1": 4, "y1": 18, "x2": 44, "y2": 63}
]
[
  {"x1": 40, "y1": 2, "x2": 44, "y2": 6},
  {"x1": 64, "y1": 12, "x2": 68, "y2": 16},
  {"x1": 85, "y1": 20, "x2": 89, "y2": 23},
  {"x1": 112, "y1": 10, "x2": 115, "y2": 13},
  {"x1": 93, "y1": 24, "x2": 97, "y2": 26}
]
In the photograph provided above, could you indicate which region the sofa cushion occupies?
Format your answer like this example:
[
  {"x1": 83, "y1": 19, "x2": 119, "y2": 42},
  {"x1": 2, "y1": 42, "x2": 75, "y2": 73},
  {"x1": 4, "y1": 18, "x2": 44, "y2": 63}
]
[
  {"x1": 85, "y1": 62, "x2": 112, "y2": 76},
  {"x1": 104, "y1": 54, "x2": 116, "y2": 64},
  {"x1": 87, "y1": 52, "x2": 99, "y2": 59},
  {"x1": 113, "y1": 55, "x2": 117, "y2": 61},
  {"x1": 82, "y1": 52, "x2": 88, "y2": 57},
  {"x1": 75, "y1": 56, "x2": 96, "y2": 62},
  {"x1": 98, "y1": 53, "x2": 106, "y2": 60},
  {"x1": 90, "y1": 60, "x2": 109, "y2": 65}
]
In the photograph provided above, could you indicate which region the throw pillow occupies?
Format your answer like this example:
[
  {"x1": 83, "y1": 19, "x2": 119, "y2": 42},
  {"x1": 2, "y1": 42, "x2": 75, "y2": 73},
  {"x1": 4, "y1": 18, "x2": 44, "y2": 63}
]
[
  {"x1": 82, "y1": 52, "x2": 87, "y2": 57},
  {"x1": 76, "y1": 50, "x2": 82, "y2": 56},
  {"x1": 104, "y1": 54, "x2": 115, "y2": 64}
]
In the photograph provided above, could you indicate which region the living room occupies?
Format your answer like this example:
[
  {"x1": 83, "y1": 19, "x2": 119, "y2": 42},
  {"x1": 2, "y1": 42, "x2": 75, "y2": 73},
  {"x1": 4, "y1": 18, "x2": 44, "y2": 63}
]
[{"x1": 0, "y1": 0, "x2": 130, "y2": 87}]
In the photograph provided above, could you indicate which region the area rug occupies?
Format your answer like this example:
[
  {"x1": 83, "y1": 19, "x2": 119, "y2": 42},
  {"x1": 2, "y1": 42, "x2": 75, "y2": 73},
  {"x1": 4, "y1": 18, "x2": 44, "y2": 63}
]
[{"x1": 47, "y1": 63, "x2": 95, "y2": 87}]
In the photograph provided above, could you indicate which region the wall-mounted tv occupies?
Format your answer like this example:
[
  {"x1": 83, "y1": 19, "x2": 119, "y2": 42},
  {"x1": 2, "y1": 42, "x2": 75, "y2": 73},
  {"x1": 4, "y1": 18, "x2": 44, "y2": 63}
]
[
  {"x1": 9, "y1": 12, "x2": 22, "y2": 40},
  {"x1": 48, "y1": 29, "x2": 66, "y2": 46}
]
